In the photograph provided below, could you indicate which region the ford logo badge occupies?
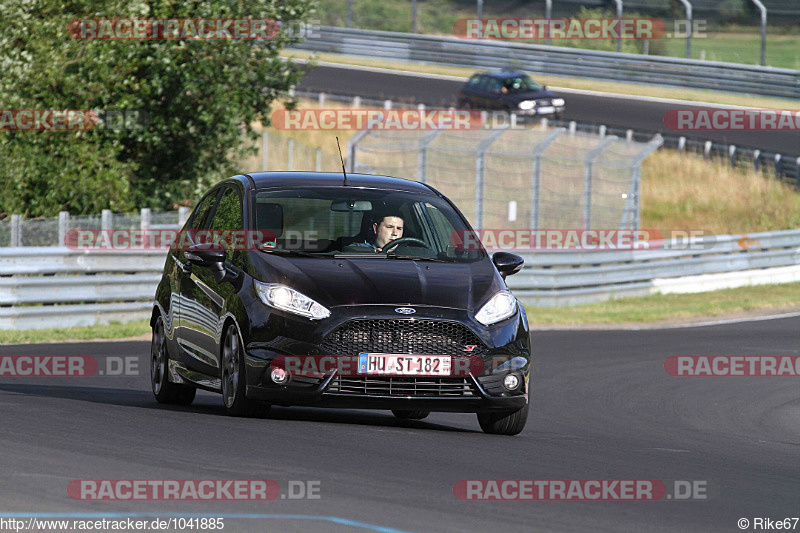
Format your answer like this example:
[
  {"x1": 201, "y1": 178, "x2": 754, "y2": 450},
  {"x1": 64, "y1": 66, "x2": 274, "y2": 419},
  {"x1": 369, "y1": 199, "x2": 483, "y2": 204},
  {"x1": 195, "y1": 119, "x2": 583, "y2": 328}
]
[{"x1": 395, "y1": 307, "x2": 416, "y2": 315}]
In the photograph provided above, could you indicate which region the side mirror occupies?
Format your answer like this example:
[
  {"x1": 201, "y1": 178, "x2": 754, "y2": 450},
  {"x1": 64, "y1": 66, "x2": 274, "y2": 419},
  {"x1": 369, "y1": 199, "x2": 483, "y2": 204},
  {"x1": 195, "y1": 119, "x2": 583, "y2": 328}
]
[
  {"x1": 185, "y1": 243, "x2": 240, "y2": 285},
  {"x1": 492, "y1": 252, "x2": 524, "y2": 278},
  {"x1": 185, "y1": 244, "x2": 226, "y2": 268}
]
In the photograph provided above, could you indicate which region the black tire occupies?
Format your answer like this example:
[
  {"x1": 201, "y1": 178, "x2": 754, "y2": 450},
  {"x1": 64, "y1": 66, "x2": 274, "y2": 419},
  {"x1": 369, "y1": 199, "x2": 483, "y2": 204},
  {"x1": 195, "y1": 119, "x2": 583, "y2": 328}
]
[
  {"x1": 392, "y1": 410, "x2": 430, "y2": 420},
  {"x1": 477, "y1": 402, "x2": 529, "y2": 436},
  {"x1": 221, "y1": 323, "x2": 270, "y2": 417},
  {"x1": 151, "y1": 315, "x2": 196, "y2": 405}
]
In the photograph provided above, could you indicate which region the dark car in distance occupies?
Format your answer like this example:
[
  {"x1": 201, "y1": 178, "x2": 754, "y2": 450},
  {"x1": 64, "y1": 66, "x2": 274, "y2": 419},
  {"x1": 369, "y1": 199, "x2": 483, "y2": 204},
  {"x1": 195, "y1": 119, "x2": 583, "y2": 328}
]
[
  {"x1": 457, "y1": 70, "x2": 565, "y2": 119},
  {"x1": 150, "y1": 172, "x2": 530, "y2": 435}
]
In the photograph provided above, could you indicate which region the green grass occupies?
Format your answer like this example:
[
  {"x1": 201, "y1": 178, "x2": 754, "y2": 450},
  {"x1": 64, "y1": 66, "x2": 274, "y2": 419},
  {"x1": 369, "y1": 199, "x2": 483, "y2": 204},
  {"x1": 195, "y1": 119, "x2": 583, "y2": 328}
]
[
  {"x1": 0, "y1": 320, "x2": 151, "y2": 345},
  {"x1": 662, "y1": 33, "x2": 800, "y2": 70},
  {"x1": 526, "y1": 282, "x2": 800, "y2": 326}
]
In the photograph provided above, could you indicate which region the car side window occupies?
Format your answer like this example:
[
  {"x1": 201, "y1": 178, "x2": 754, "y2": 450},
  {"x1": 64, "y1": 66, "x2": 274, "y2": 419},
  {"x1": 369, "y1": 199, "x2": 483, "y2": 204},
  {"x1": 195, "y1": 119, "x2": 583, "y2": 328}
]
[
  {"x1": 190, "y1": 191, "x2": 219, "y2": 231},
  {"x1": 466, "y1": 75, "x2": 481, "y2": 88},
  {"x1": 209, "y1": 187, "x2": 243, "y2": 266},
  {"x1": 485, "y1": 78, "x2": 501, "y2": 93}
]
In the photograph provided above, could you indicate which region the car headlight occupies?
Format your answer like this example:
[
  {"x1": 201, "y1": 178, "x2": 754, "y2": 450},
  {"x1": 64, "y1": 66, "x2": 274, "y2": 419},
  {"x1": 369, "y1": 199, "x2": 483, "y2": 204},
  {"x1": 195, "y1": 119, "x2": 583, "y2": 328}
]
[
  {"x1": 518, "y1": 100, "x2": 535, "y2": 111},
  {"x1": 475, "y1": 291, "x2": 517, "y2": 326},
  {"x1": 552, "y1": 98, "x2": 565, "y2": 106},
  {"x1": 254, "y1": 281, "x2": 330, "y2": 320}
]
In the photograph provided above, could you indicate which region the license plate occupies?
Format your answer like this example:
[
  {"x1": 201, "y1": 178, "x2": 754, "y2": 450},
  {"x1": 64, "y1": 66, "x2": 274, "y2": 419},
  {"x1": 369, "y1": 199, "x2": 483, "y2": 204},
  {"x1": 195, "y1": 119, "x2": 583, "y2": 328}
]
[
  {"x1": 536, "y1": 106, "x2": 555, "y2": 114},
  {"x1": 358, "y1": 354, "x2": 451, "y2": 376}
]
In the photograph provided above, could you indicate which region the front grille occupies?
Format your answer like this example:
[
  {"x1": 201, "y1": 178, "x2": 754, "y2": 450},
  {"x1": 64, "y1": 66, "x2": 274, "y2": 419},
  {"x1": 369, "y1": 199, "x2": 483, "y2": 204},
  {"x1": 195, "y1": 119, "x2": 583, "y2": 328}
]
[
  {"x1": 536, "y1": 99, "x2": 551, "y2": 106},
  {"x1": 320, "y1": 319, "x2": 486, "y2": 356},
  {"x1": 328, "y1": 376, "x2": 477, "y2": 397}
]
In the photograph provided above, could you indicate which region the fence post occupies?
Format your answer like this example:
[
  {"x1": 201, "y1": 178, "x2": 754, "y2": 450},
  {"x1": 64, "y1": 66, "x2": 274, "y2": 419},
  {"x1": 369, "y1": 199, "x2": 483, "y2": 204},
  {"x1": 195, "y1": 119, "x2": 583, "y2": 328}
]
[
  {"x1": 178, "y1": 207, "x2": 190, "y2": 227},
  {"x1": 318, "y1": 92, "x2": 326, "y2": 106},
  {"x1": 140, "y1": 208, "x2": 151, "y2": 230},
  {"x1": 529, "y1": 128, "x2": 565, "y2": 230},
  {"x1": 583, "y1": 136, "x2": 617, "y2": 230},
  {"x1": 101, "y1": 209, "x2": 113, "y2": 231},
  {"x1": 417, "y1": 130, "x2": 441, "y2": 184},
  {"x1": 58, "y1": 211, "x2": 70, "y2": 247},
  {"x1": 384, "y1": 100, "x2": 392, "y2": 110},
  {"x1": 353, "y1": 96, "x2": 361, "y2": 108},
  {"x1": 774, "y1": 153, "x2": 782, "y2": 178},
  {"x1": 475, "y1": 128, "x2": 507, "y2": 229},
  {"x1": 10, "y1": 214, "x2": 22, "y2": 247},
  {"x1": 753, "y1": 149, "x2": 761, "y2": 171},
  {"x1": 316, "y1": 148, "x2": 322, "y2": 172},
  {"x1": 728, "y1": 145, "x2": 737, "y2": 168},
  {"x1": 622, "y1": 134, "x2": 663, "y2": 230},
  {"x1": 347, "y1": 129, "x2": 370, "y2": 173},
  {"x1": 288, "y1": 138, "x2": 294, "y2": 171},
  {"x1": 261, "y1": 129, "x2": 268, "y2": 171}
]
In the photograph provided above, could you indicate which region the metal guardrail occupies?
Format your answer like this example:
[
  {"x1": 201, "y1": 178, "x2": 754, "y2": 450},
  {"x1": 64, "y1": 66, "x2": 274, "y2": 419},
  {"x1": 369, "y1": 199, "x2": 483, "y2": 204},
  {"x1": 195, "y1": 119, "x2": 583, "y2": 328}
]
[
  {"x1": 293, "y1": 26, "x2": 800, "y2": 99},
  {"x1": 1, "y1": 229, "x2": 798, "y2": 329}
]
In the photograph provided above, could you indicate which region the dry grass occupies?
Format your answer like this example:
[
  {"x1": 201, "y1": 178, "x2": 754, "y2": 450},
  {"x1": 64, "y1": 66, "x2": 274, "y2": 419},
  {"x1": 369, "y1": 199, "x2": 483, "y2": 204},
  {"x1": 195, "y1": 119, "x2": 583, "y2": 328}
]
[{"x1": 641, "y1": 150, "x2": 800, "y2": 233}]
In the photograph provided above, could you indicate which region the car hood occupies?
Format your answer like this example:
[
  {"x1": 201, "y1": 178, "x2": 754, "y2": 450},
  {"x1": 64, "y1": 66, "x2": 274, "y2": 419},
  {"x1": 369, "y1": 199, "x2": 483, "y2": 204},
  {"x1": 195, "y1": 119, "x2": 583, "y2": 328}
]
[
  {"x1": 249, "y1": 254, "x2": 504, "y2": 311},
  {"x1": 505, "y1": 89, "x2": 560, "y2": 103}
]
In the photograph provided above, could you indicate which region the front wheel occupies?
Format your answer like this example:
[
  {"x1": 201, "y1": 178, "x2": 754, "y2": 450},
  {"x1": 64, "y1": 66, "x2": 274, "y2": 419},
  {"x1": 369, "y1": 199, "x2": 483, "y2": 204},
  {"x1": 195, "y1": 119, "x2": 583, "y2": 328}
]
[
  {"x1": 221, "y1": 323, "x2": 270, "y2": 417},
  {"x1": 151, "y1": 315, "x2": 196, "y2": 405},
  {"x1": 477, "y1": 402, "x2": 528, "y2": 435}
]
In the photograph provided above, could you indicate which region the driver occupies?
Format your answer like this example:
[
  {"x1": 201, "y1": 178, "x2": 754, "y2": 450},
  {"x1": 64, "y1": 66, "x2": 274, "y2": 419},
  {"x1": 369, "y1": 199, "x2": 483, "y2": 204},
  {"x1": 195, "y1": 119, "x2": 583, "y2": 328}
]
[{"x1": 352, "y1": 212, "x2": 404, "y2": 252}]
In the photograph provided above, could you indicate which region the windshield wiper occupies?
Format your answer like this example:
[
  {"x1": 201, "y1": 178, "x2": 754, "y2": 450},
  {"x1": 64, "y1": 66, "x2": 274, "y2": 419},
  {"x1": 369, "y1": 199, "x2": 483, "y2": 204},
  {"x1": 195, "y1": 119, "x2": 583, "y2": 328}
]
[{"x1": 259, "y1": 248, "x2": 325, "y2": 258}]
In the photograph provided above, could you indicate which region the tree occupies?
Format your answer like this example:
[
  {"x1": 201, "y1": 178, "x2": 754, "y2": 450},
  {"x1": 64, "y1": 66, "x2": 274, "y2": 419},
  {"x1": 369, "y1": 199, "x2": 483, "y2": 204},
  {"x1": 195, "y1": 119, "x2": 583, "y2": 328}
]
[{"x1": 0, "y1": 0, "x2": 315, "y2": 216}]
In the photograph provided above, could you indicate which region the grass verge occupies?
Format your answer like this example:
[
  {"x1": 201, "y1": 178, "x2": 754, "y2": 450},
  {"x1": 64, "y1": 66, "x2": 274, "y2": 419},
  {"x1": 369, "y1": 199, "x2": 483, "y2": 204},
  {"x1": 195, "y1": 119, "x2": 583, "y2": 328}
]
[
  {"x1": 526, "y1": 282, "x2": 800, "y2": 326},
  {"x1": 0, "y1": 320, "x2": 150, "y2": 345},
  {"x1": 283, "y1": 50, "x2": 798, "y2": 110}
]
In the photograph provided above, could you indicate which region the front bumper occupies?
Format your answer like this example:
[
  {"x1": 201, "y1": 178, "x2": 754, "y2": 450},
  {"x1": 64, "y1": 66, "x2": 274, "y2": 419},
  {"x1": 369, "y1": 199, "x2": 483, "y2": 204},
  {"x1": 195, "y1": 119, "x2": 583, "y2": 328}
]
[
  {"x1": 242, "y1": 303, "x2": 531, "y2": 413},
  {"x1": 244, "y1": 370, "x2": 528, "y2": 413}
]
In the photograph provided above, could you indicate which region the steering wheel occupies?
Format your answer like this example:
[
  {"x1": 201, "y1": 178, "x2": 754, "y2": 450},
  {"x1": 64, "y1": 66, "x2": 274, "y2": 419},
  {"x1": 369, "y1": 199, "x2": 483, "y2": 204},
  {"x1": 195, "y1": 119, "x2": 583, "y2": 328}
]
[{"x1": 381, "y1": 237, "x2": 433, "y2": 253}]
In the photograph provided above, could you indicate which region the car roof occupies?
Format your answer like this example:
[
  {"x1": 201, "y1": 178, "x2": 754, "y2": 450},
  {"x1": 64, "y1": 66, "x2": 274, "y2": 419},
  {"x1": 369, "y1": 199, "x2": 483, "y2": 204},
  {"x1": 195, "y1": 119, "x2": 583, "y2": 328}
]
[
  {"x1": 245, "y1": 171, "x2": 438, "y2": 195},
  {"x1": 478, "y1": 70, "x2": 529, "y2": 79}
]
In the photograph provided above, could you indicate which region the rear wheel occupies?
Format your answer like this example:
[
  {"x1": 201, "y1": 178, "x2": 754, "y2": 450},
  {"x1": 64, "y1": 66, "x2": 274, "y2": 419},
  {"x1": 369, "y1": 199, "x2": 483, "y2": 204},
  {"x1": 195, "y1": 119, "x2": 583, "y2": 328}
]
[
  {"x1": 477, "y1": 402, "x2": 528, "y2": 436},
  {"x1": 151, "y1": 315, "x2": 196, "y2": 405},
  {"x1": 392, "y1": 410, "x2": 430, "y2": 420},
  {"x1": 221, "y1": 323, "x2": 270, "y2": 417}
]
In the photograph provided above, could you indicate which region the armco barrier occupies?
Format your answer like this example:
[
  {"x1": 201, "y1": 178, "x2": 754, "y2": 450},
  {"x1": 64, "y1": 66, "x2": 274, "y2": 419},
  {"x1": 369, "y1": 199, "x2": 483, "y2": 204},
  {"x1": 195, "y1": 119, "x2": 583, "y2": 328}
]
[
  {"x1": 292, "y1": 26, "x2": 800, "y2": 99},
  {"x1": 1, "y1": 229, "x2": 798, "y2": 329}
]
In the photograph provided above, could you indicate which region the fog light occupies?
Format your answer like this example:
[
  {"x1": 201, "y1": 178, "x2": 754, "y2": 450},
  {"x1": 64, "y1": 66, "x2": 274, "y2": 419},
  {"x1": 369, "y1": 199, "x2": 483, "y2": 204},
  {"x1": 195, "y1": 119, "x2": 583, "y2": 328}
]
[
  {"x1": 270, "y1": 367, "x2": 288, "y2": 384},
  {"x1": 503, "y1": 373, "x2": 521, "y2": 391}
]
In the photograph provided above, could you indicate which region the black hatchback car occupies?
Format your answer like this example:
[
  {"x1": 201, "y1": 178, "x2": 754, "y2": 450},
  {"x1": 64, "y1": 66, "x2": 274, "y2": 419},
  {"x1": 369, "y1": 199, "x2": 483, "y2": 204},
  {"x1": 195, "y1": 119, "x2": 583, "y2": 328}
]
[
  {"x1": 457, "y1": 70, "x2": 565, "y2": 119},
  {"x1": 150, "y1": 172, "x2": 530, "y2": 435}
]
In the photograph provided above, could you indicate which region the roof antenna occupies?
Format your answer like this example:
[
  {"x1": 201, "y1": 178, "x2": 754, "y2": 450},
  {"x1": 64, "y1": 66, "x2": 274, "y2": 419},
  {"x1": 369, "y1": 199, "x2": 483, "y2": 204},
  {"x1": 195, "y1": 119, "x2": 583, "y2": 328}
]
[{"x1": 336, "y1": 136, "x2": 348, "y2": 186}]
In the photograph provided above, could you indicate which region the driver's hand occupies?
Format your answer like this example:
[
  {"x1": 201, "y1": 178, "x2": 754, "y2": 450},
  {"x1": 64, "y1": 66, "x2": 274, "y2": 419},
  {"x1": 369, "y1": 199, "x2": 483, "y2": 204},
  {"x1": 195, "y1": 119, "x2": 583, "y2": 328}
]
[{"x1": 374, "y1": 247, "x2": 382, "y2": 252}]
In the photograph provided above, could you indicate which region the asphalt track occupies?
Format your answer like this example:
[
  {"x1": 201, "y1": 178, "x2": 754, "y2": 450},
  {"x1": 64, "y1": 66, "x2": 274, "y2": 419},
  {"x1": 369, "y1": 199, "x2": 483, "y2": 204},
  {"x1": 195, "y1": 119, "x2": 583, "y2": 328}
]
[
  {"x1": 1, "y1": 316, "x2": 798, "y2": 532},
  {"x1": 296, "y1": 64, "x2": 800, "y2": 156}
]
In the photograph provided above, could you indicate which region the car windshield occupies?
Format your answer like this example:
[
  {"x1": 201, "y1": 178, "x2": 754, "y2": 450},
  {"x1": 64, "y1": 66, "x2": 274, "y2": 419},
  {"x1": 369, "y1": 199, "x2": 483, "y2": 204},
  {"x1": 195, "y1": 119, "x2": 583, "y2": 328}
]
[
  {"x1": 502, "y1": 75, "x2": 542, "y2": 93},
  {"x1": 252, "y1": 188, "x2": 485, "y2": 262}
]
